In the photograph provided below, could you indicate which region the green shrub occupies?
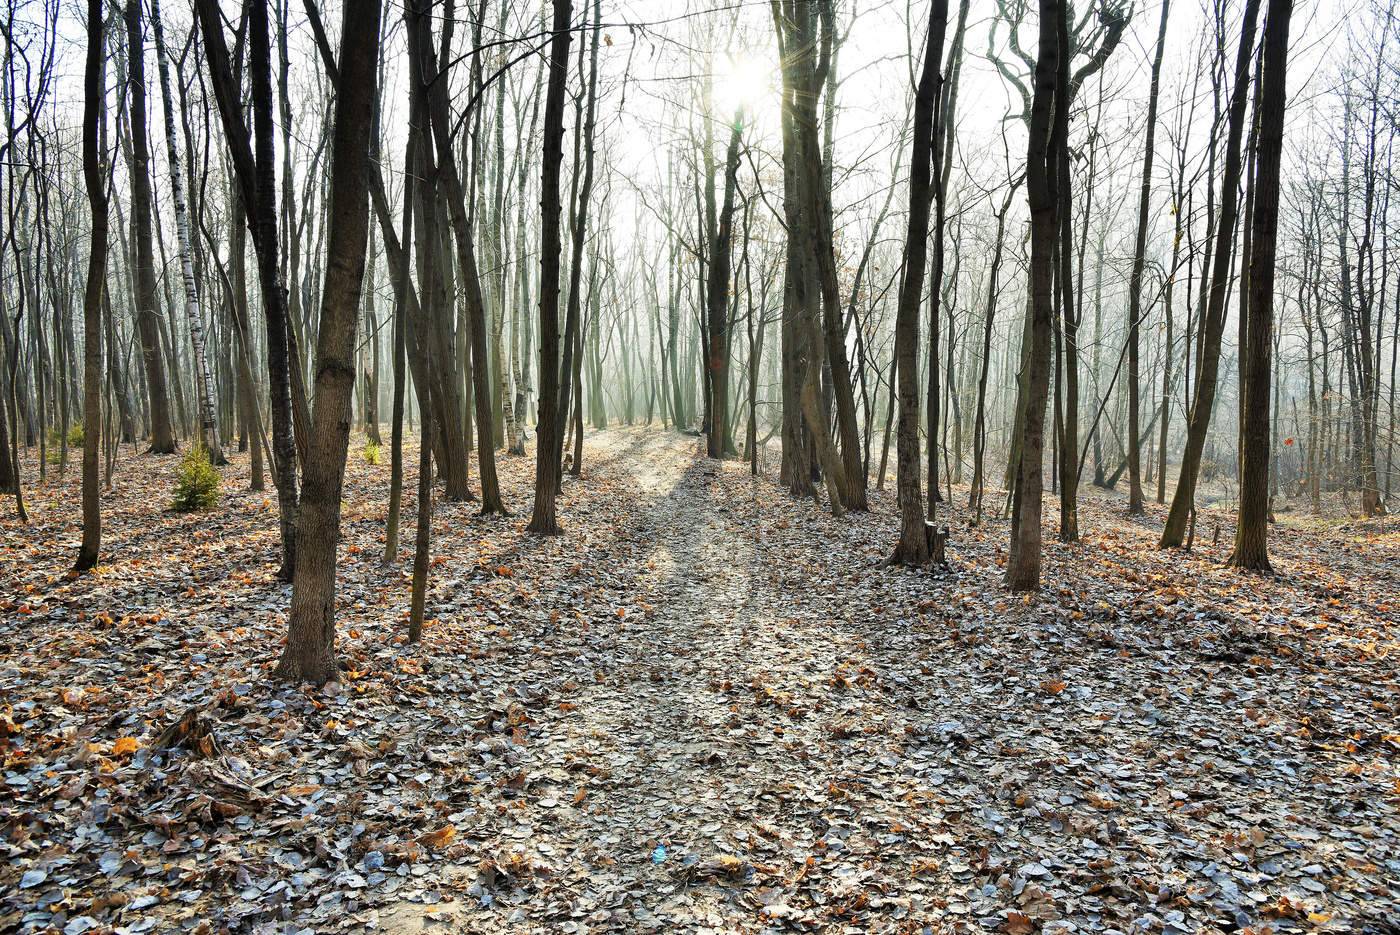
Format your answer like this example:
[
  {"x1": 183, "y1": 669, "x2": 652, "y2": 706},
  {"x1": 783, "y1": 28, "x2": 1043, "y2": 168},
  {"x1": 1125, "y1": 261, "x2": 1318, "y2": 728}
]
[
  {"x1": 45, "y1": 423, "x2": 83, "y2": 464},
  {"x1": 171, "y1": 445, "x2": 220, "y2": 512},
  {"x1": 362, "y1": 440, "x2": 382, "y2": 465}
]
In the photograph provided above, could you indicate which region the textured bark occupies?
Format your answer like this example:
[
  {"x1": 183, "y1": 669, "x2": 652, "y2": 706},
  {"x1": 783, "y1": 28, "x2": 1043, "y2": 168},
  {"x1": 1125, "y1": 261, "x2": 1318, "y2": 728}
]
[
  {"x1": 1005, "y1": 0, "x2": 1060, "y2": 592},
  {"x1": 888, "y1": 0, "x2": 948, "y2": 565},
  {"x1": 150, "y1": 0, "x2": 223, "y2": 464},
  {"x1": 1230, "y1": 0, "x2": 1293, "y2": 571},
  {"x1": 76, "y1": 0, "x2": 107, "y2": 572},
  {"x1": 275, "y1": 0, "x2": 381, "y2": 684},
  {"x1": 1161, "y1": 0, "x2": 1262, "y2": 548},
  {"x1": 527, "y1": 0, "x2": 572, "y2": 535},
  {"x1": 123, "y1": 0, "x2": 177, "y2": 455}
]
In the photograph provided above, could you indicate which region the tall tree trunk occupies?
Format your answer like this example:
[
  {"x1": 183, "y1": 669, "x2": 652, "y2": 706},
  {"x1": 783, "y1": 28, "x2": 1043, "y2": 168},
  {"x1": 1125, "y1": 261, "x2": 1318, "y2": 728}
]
[
  {"x1": 527, "y1": 0, "x2": 572, "y2": 535},
  {"x1": 706, "y1": 110, "x2": 744, "y2": 459},
  {"x1": 150, "y1": 0, "x2": 223, "y2": 464},
  {"x1": 1160, "y1": 0, "x2": 1262, "y2": 548},
  {"x1": 384, "y1": 132, "x2": 415, "y2": 566},
  {"x1": 1126, "y1": 0, "x2": 1171, "y2": 514},
  {"x1": 1006, "y1": 0, "x2": 1061, "y2": 591},
  {"x1": 275, "y1": 0, "x2": 381, "y2": 684},
  {"x1": 408, "y1": 0, "x2": 504, "y2": 514},
  {"x1": 196, "y1": 0, "x2": 300, "y2": 579},
  {"x1": 1230, "y1": 0, "x2": 1292, "y2": 570},
  {"x1": 124, "y1": 0, "x2": 177, "y2": 455},
  {"x1": 76, "y1": 0, "x2": 107, "y2": 571},
  {"x1": 888, "y1": 0, "x2": 948, "y2": 564},
  {"x1": 969, "y1": 179, "x2": 1020, "y2": 524},
  {"x1": 556, "y1": 0, "x2": 601, "y2": 492}
]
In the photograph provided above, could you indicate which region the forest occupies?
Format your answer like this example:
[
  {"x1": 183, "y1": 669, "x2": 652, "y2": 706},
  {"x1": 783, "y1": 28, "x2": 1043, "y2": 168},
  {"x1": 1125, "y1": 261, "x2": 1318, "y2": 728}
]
[{"x1": 1, "y1": 0, "x2": 1398, "y2": 931}]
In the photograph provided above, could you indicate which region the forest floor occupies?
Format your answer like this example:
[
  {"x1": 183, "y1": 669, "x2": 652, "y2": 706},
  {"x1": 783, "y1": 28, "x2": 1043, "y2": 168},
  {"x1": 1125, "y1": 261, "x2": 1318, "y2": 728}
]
[{"x1": 1, "y1": 427, "x2": 1398, "y2": 935}]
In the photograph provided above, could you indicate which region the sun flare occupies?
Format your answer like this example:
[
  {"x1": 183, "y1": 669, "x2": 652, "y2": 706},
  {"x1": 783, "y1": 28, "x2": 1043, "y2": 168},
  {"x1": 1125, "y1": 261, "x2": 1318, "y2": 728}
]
[{"x1": 713, "y1": 53, "x2": 775, "y2": 118}]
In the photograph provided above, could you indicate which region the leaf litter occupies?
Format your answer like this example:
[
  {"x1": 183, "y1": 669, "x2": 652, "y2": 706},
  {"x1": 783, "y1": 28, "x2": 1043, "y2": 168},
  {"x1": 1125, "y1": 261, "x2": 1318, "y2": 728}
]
[{"x1": 1, "y1": 428, "x2": 1397, "y2": 933}]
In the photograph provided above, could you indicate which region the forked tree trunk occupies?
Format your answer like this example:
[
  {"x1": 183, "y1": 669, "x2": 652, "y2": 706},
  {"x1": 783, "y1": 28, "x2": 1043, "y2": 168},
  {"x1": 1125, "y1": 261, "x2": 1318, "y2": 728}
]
[{"x1": 274, "y1": 0, "x2": 381, "y2": 684}]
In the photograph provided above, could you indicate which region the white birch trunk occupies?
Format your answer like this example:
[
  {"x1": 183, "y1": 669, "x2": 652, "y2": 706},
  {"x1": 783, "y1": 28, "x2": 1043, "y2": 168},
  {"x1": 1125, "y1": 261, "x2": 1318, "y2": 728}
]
[{"x1": 149, "y1": 0, "x2": 223, "y2": 463}]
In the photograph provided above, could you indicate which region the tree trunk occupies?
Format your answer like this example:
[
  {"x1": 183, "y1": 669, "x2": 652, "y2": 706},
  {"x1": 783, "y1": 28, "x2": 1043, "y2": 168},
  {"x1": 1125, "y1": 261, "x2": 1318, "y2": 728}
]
[
  {"x1": 527, "y1": 0, "x2": 572, "y2": 535},
  {"x1": 888, "y1": 0, "x2": 948, "y2": 564},
  {"x1": 76, "y1": 0, "x2": 107, "y2": 572},
  {"x1": 275, "y1": 0, "x2": 381, "y2": 684},
  {"x1": 124, "y1": 0, "x2": 177, "y2": 455},
  {"x1": 1126, "y1": 0, "x2": 1171, "y2": 514},
  {"x1": 1006, "y1": 0, "x2": 1061, "y2": 591},
  {"x1": 1230, "y1": 0, "x2": 1292, "y2": 571},
  {"x1": 1161, "y1": 0, "x2": 1262, "y2": 548},
  {"x1": 150, "y1": 0, "x2": 223, "y2": 464},
  {"x1": 706, "y1": 110, "x2": 744, "y2": 459},
  {"x1": 196, "y1": 0, "x2": 300, "y2": 579}
]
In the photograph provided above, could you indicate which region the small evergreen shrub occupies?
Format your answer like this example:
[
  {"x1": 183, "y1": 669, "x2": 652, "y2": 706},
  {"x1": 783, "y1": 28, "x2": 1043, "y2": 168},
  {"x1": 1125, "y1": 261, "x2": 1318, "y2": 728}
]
[
  {"x1": 171, "y1": 445, "x2": 220, "y2": 512},
  {"x1": 363, "y1": 440, "x2": 382, "y2": 465}
]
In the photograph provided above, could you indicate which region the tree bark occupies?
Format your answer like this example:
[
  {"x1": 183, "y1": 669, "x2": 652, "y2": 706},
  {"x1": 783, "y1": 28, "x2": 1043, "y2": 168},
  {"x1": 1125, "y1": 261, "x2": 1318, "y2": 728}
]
[
  {"x1": 1160, "y1": 0, "x2": 1262, "y2": 548},
  {"x1": 888, "y1": 0, "x2": 948, "y2": 565},
  {"x1": 274, "y1": 0, "x2": 381, "y2": 683},
  {"x1": 527, "y1": 0, "x2": 572, "y2": 535},
  {"x1": 76, "y1": 0, "x2": 107, "y2": 572},
  {"x1": 1005, "y1": 0, "x2": 1060, "y2": 591},
  {"x1": 1230, "y1": 0, "x2": 1292, "y2": 571}
]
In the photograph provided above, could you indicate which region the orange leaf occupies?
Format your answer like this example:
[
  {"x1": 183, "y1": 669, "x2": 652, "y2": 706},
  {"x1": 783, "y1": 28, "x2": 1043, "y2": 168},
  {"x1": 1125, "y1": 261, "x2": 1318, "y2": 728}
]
[
  {"x1": 418, "y1": 825, "x2": 456, "y2": 848},
  {"x1": 112, "y1": 736, "x2": 141, "y2": 756},
  {"x1": 1003, "y1": 911, "x2": 1036, "y2": 934}
]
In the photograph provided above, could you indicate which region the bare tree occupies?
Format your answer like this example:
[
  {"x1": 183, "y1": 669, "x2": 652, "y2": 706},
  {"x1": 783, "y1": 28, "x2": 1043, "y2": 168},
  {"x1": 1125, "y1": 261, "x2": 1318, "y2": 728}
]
[
  {"x1": 527, "y1": 0, "x2": 572, "y2": 536},
  {"x1": 274, "y1": 0, "x2": 381, "y2": 683},
  {"x1": 889, "y1": 0, "x2": 948, "y2": 565},
  {"x1": 75, "y1": 0, "x2": 107, "y2": 571},
  {"x1": 1231, "y1": 0, "x2": 1294, "y2": 569}
]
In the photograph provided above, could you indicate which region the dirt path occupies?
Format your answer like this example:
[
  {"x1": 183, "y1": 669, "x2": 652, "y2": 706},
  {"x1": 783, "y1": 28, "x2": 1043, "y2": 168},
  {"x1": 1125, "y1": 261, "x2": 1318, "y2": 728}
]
[{"x1": 383, "y1": 430, "x2": 866, "y2": 931}]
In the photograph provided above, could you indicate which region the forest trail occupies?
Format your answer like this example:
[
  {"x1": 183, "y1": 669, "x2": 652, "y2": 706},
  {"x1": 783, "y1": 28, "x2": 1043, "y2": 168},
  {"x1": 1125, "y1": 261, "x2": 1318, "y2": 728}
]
[
  {"x1": 383, "y1": 429, "x2": 868, "y2": 931},
  {"x1": 3, "y1": 429, "x2": 1398, "y2": 933}
]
